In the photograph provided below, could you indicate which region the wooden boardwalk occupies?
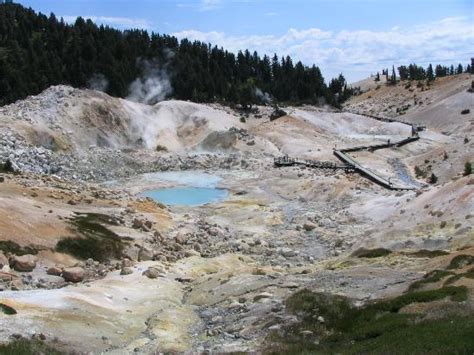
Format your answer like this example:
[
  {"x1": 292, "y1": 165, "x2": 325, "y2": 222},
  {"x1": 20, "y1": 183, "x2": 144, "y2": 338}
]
[
  {"x1": 274, "y1": 156, "x2": 354, "y2": 172},
  {"x1": 274, "y1": 111, "x2": 422, "y2": 191}
]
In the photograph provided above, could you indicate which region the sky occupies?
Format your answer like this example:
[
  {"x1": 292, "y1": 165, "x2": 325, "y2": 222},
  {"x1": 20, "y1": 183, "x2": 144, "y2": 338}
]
[{"x1": 19, "y1": 0, "x2": 474, "y2": 83}]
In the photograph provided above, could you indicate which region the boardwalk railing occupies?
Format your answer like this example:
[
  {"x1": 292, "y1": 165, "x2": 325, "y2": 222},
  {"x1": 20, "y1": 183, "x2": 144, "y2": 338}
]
[
  {"x1": 274, "y1": 110, "x2": 423, "y2": 191},
  {"x1": 274, "y1": 156, "x2": 354, "y2": 172}
]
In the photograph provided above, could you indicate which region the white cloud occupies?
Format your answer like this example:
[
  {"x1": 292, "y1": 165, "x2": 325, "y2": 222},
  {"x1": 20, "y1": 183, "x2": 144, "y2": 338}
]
[
  {"x1": 265, "y1": 12, "x2": 278, "y2": 17},
  {"x1": 173, "y1": 16, "x2": 473, "y2": 82},
  {"x1": 62, "y1": 15, "x2": 152, "y2": 30}
]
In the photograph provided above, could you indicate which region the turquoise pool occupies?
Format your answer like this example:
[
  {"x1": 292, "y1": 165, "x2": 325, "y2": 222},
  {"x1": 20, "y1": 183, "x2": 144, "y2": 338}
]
[{"x1": 141, "y1": 187, "x2": 228, "y2": 206}]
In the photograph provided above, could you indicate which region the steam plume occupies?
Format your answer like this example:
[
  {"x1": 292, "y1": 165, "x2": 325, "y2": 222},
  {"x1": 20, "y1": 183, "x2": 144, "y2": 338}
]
[
  {"x1": 254, "y1": 88, "x2": 272, "y2": 104},
  {"x1": 127, "y1": 58, "x2": 172, "y2": 105},
  {"x1": 88, "y1": 73, "x2": 109, "y2": 92}
]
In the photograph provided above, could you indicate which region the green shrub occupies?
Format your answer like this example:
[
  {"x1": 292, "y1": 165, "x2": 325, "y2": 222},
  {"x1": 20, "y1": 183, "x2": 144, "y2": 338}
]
[
  {"x1": 407, "y1": 270, "x2": 453, "y2": 292},
  {"x1": 464, "y1": 161, "x2": 472, "y2": 176},
  {"x1": 444, "y1": 267, "x2": 474, "y2": 285},
  {"x1": 0, "y1": 159, "x2": 15, "y2": 173},
  {"x1": 55, "y1": 213, "x2": 131, "y2": 261},
  {"x1": 414, "y1": 165, "x2": 426, "y2": 178},
  {"x1": 407, "y1": 249, "x2": 449, "y2": 258},
  {"x1": 351, "y1": 248, "x2": 392, "y2": 258},
  {"x1": 0, "y1": 303, "x2": 17, "y2": 315},
  {"x1": 0, "y1": 338, "x2": 63, "y2": 355},
  {"x1": 447, "y1": 255, "x2": 474, "y2": 270},
  {"x1": 285, "y1": 289, "x2": 353, "y2": 329},
  {"x1": 155, "y1": 144, "x2": 168, "y2": 152},
  {"x1": 265, "y1": 286, "x2": 471, "y2": 354},
  {"x1": 0, "y1": 241, "x2": 37, "y2": 256},
  {"x1": 429, "y1": 173, "x2": 438, "y2": 184}
]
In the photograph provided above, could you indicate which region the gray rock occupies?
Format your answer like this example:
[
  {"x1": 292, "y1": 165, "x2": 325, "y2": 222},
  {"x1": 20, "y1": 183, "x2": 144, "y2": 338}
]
[
  {"x1": 138, "y1": 246, "x2": 154, "y2": 261},
  {"x1": 253, "y1": 292, "x2": 273, "y2": 301},
  {"x1": 279, "y1": 248, "x2": 297, "y2": 258},
  {"x1": 10, "y1": 254, "x2": 37, "y2": 272},
  {"x1": 46, "y1": 266, "x2": 63, "y2": 276},
  {"x1": 142, "y1": 266, "x2": 162, "y2": 279},
  {"x1": 62, "y1": 267, "x2": 85, "y2": 283},
  {"x1": 121, "y1": 258, "x2": 134, "y2": 268}
]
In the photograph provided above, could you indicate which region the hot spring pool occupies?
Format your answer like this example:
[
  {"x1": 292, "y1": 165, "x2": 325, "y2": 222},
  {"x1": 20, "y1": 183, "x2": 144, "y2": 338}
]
[{"x1": 141, "y1": 187, "x2": 228, "y2": 206}]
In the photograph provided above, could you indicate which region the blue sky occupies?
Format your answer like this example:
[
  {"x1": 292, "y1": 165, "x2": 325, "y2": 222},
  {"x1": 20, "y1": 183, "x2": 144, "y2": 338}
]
[{"x1": 19, "y1": 0, "x2": 474, "y2": 82}]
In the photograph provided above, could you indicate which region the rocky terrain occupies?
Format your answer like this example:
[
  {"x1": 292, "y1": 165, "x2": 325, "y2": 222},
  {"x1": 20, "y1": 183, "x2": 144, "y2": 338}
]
[{"x1": 0, "y1": 74, "x2": 473, "y2": 353}]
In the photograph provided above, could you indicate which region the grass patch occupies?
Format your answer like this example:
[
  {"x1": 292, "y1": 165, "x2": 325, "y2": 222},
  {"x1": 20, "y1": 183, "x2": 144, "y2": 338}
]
[
  {"x1": 0, "y1": 303, "x2": 17, "y2": 315},
  {"x1": 444, "y1": 267, "x2": 474, "y2": 285},
  {"x1": 265, "y1": 286, "x2": 471, "y2": 354},
  {"x1": 407, "y1": 270, "x2": 454, "y2": 292},
  {"x1": 0, "y1": 338, "x2": 63, "y2": 355},
  {"x1": 406, "y1": 249, "x2": 449, "y2": 258},
  {"x1": 447, "y1": 255, "x2": 474, "y2": 270},
  {"x1": 55, "y1": 213, "x2": 131, "y2": 262},
  {"x1": 0, "y1": 241, "x2": 37, "y2": 256},
  {"x1": 351, "y1": 248, "x2": 392, "y2": 258},
  {"x1": 286, "y1": 289, "x2": 352, "y2": 330}
]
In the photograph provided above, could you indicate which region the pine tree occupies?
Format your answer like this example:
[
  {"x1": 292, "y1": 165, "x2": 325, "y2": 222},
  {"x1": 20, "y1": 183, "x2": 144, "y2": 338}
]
[
  {"x1": 390, "y1": 65, "x2": 397, "y2": 84},
  {"x1": 398, "y1": 66, "x2": 408, "y2": 81},
  {"x1": 435, "y1": 65, "x2": 445, "y2": 77},
  {"x1": 0, "y1": 3, "x2": 343, "y2": 107},
  {"x1": 426, "y1": 64, "x2": 435, "y2": 82}
]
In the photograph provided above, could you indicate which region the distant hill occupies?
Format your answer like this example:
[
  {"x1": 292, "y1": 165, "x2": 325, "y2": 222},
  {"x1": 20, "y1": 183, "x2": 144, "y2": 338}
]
[{"x1": 0, "y1": 3, "x2": 355, "y2": 107}]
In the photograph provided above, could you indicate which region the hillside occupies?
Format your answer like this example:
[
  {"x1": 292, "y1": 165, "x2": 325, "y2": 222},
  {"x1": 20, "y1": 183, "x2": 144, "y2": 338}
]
[
  {"x1": 0, "y1": 80, "x2": 472, "y2": 353},
  {"x1": 345, "y1": 73, "x2": 474, "y2": 183},
  {"x1": 0, "y1": 3, "x2": 345, "y2": 107}
]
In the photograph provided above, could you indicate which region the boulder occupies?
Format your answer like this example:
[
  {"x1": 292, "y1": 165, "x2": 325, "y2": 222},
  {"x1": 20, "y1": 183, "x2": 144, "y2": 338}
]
[
  {"x1": 303, "y1": 222, "x2": 317, "y2": 231},
  {"x1": 123, "y1": 245, "x2": 140, "y2": 261},
  {"x1": 138, "y1": 246, "x2": 154, "y2": 261},
  {"x1": 279, "y1": 248, "x2": 297, "y2": 258},
  {"x1": 46, "y1": 266, "x2": 63, "y2": 276},
  {"x1": 184, "y1": 249, "x2": 201, "y2": 258},
  {"x1": 121, "y1": 258, "x2": 134, "y2": 268},
  {"x1": 62, "y1": 267, "x2": 85, "y2": 283},
  {"x1": 132, "y1": 218, "x2": 150, "y2": 232},
  {"x1": 10, "y1": 254, "x2": 37, "y2": 272},
  {"x1": 142, "y1": 266, "x2": 163, "y2": 279}
]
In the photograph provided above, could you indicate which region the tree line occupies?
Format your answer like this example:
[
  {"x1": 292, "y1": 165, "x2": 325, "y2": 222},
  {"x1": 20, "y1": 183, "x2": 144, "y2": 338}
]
[
  {"x1": 376, "y1": 62, "x2": 471, "y2": 85},
  {"x1": 0, "y1": 3, "x2": 354, "y2": 107}
]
